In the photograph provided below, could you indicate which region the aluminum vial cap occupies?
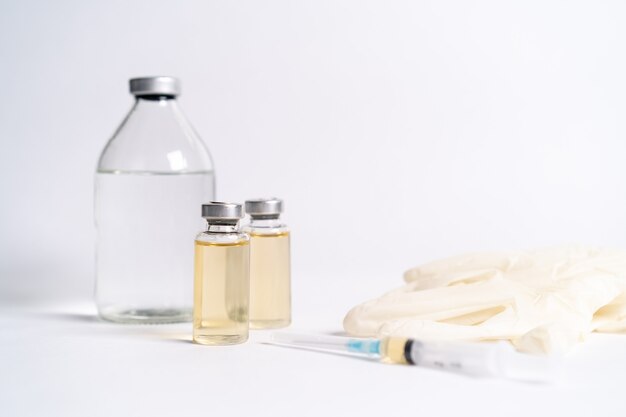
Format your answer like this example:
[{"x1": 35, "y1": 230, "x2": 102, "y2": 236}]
[
  {"x1": 202, "y1": 202, "x2": 244, "y2": 222},
  {"x1": 245, "y1": 198, "x2": 283, "y2": 219}
]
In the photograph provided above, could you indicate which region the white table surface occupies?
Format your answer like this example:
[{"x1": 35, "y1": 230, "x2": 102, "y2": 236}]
[{"x1": 2, "y1": 273, "x2": 626, "y2": 417}]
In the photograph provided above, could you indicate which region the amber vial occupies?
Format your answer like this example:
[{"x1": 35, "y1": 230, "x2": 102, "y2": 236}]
[
  {"x1": 243, "y1": 198, "x2": 291, "y2": 329},
  {"x1": 193, "y1": 202, "x2": 250, "y2": 345}
]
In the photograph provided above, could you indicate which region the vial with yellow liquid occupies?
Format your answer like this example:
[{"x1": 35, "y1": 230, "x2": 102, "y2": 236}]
[
  {"x1": 193, "y1": 202, "x2": 250, "y2": 345},
  {"x1": 243, "y1": 198, "x2": 291, "y2": 329}
]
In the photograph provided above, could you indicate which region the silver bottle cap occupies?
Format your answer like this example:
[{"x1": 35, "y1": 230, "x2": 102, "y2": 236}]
[
  {"x1": 245, "y1": 198, "x2": 283, "y2": 218},
  {"x1": 201, "y1": 202, "x2": 244, "y2": 221},
  {"x1": 129, "y1": 76, "x2": 180, "y2": 97}
]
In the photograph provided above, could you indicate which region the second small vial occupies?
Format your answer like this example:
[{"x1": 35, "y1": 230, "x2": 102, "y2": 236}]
[{"x1": 244, "y1": 198, "x2": 292, "y2": 329}]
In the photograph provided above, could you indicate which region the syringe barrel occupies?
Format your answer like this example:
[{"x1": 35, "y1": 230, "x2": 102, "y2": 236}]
[
  {"x1": 407, "y1": 339, "x2": 502, "y2": 377},
  {"x1": 405, "y1": 339, "x2": 552, "y2": 381}
]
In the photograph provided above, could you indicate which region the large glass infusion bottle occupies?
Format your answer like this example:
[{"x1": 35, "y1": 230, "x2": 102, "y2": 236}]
[
  {"x1": 243, "y1": 198, "x2": 291, "y2": 329},
  {"x1": 95, "y1": 76, "x2": 215, "y2": 324},
  {"x1": 194, "y1": 202, "x2": 250, "y2": 345}
]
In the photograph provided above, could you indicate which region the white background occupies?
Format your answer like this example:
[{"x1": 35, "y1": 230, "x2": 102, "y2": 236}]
[{"x1": 2, "y1": 1, "x2": 626, "y2": 416}]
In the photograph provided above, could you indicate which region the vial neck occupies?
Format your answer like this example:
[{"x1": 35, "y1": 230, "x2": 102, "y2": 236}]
[
  {"x1": 249, "y1": 216, "x2": 282, "y2": 228},
  {"x1": 206, "y1": 221, "x2": 240, "y2": 234}
]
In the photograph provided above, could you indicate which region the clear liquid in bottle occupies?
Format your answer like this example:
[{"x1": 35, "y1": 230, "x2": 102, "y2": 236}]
[{"x1": 95, "y1": 171, "x2": 214, "y2": 323}]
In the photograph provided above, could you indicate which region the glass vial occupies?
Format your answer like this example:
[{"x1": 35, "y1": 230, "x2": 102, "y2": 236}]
[
  {"x1": 194, "y1": 202, "x2": 250, "y2": 345},
  {"x1": 243, "y1": 198, "x2": 291, "y2": 329},
  {"x1": 95, "y1": 76, "x2": 215, "y2": 324}
]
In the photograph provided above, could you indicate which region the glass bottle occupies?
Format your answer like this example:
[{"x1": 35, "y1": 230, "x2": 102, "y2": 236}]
[
  {"x1": 95, "y1": 76, "x2": 215, "y2": 324},
  {"x1": 194, "y1": 202, "x2": 250, "y2": 345},
  {"x1": 243, "y1": 198, "x2": 291, "y2": 329}
]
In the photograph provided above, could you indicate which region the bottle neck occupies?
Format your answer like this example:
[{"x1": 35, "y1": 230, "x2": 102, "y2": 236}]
[
  {"x1": 127, "y1": 95, "x2": 187, "y2": 129},
  {"x1": 131, "y1": 95, "x2": 180, "y2": 113},
  {"x1": 136, "y1": 94, "x2": 177, "y2": 101}
]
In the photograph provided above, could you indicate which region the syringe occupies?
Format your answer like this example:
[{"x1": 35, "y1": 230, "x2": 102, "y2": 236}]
[{"x1": 267, "y1": 333, "x2": 555, "y2": 382}]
